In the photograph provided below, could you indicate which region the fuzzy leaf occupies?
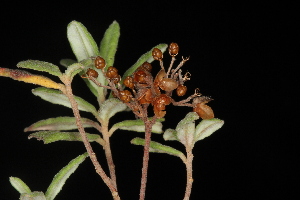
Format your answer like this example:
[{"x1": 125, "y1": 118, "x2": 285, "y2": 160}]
[
  {"x1": 17, "y1": 60, "x2": 62, "y2": 77},
  {"x1": 122, "y1": 44, "x2": 167, "y2": 80},
  {"x1": 176, "y1": 112, "x2": 199, "y2": 147},
  {"x1": 9, "y1": 177, "x2": 32, "y2": 194},
  {"x1": 194, "y1": 118, "x2": 224, "y2": 141},
  {"x1": 0, "y1": 68, "x2": 62, "y2": 89},
  {"x1": 24, "y1": 117, "x2": 96, "y2": 132},
  {"x1": 28, "y1": 131, "x2": 102, "y2": 144},
  {"x1": 111, "y1": 118, "x2": 164, "y2": 134},
  {"x1": 63, "y1": 62, "x2": 85, "y2": 80},
  {"x1": 20, "y1": 192, "x2": 46, "y2": 200},
  {"x1": 32, "y1": 87, "x2": 98, "y2": 116},
  {"x1": 45, "y1": 153, "x2": 88, "y2": 200},
  {"x1": 163, "y1": 128, "x2": 178, "y2": 141},
  {"x1": 60, "y1": 59, "x2": 76, "y2": 67},
  {"x1": 99, "y1": 20, "x2": 120, "y2": 68},
  {"x1": 98, "y1": 98, "x2": 127, "y2": 122},
  {"x1": 67, "y1": 21, "x2": 99, "y2": 62},
  {"x1": 131, "y1": 137, "x2": 186, "y2": 162}
]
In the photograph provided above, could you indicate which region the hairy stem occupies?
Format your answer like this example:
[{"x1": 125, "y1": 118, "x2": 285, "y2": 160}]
[
  {"x1": 102, "y1": 123, "x2": 117, "y2": 189},
  {"x1": 61, "y1": 81, "x2": 120, "y2": 200},
  {"x1": 183, "y1": 146, "x2": 194, "y2": 200},
  {"x1": 139, "y1": 117, "x2": 156, "y2": 200}
]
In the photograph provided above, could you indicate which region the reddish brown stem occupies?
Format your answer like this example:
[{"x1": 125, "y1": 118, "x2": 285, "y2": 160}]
[
  {"x1": 183, "y1": 146, "x2": 194, "y2": 200},
  {"x1": 61, "y1": 81, "x2": 120, "y2": 200},
  {"x1": 139, "y1": 117, "x2": 156, "y2": 200}
]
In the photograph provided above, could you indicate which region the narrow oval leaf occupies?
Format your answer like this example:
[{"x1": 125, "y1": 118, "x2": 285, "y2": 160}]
[
  {"x1": 121, "y1": 43, "x2": 168, "y2": 81},
  {"x1": 195, "y1": 118, "x2": 224, "y2": 141},
  {"x1": 20, "y1": 192, "x2": 46, "y2": 200},
  {"x1": 176, "y1": 112, "x2": 199, "y2": 147},
  {"x1": 99, "y1": 21, "x2": 120, "y2": 68},
  {"x1": 111, "y1": 118, "x2": 164, "y2": 134},
  {"x1": 24, "y1": 117, "x2": 97, "y2": 132},
  {"x1": 98, "y1": 98, "x2": 127, "y2": 122},
  {"x1": 17, "y1": 60, "x2": 62, "y2": 77},
  {"x1": 60, "y1": 59, "x2": 76, "y2": 67},
  {"x1": 63, "y1": 62, "x2": 85, "y2": 80},
  {"x1": 45, "y1": 153, "x2": 88, "y2": 200},
  {"x1": 9, "y1": 177, "x2": 32, "y2": 194},
  {"x1": 163, "y1": 128, "x2": 178, "y2": 141},
  {"x1": 0, "y1": 68, "x2": 62, "y2": 89},
  {"x1": 32, "y1": 87, "x2": 98, "y2": 116},
  {"x1": 131, "y1": 137, "x2": 186, "y2": 162},
  {"x1": 67, "y1": 21, "x2": 99, "y2": 62},
  {"x1": 28, "y1": 131, "x2": 102, "y2": 144}
]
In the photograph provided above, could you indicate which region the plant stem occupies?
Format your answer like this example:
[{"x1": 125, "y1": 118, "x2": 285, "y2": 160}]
[
  {"x1": 139, "y1": 117, "x2": 156, "y2": 200},
  {"x1": 102, "y1": 125, "x2": 117, "y2": 189},
  {"x1": 61, "y1": 81, "x2": 120, "y2": 200},
  {"x1": 183, "y1": 146, "x2": 194, "y2": 200}
]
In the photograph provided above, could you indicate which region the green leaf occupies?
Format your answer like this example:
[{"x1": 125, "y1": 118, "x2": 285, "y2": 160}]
[
  {"x1": 28, "y1": 131, "x2": 102, "y2": 144},
  {"x1": 98, "y1": 98, "x2": 127, "y2": 122},
  {"x1": 194, "y1": 118, "x2": 224, "y2": 142},
  {"x1": 121, "y1": 43, "x2": 168, "y2": 80},
  {"x1": 63, "y1": 62, "x2": 85, "y2": 80},
  {"x1": 24, "y1": 117, "x2": 97, "y2": 132},
  {"x1": 9, "y1": 177, "x2": 32, "y2": 194},
  {"x1": 99, "y1": 20, "x2": 120, "y2": 68},
  {"x1": 67, "y1": 21, "x2": 99, "y2": 62},
  {"x1": 32, "y1": 87, "x2": 98, "y2": 116},
  {"x1": 60, "y1": 59, "x2": 76, "y2": 67},
  {"x1": 163, "y1": 128, "x2": 178, "y2": 141},
  {"x1": 20, "y1": 192, "x2": 46, "y2": 200},
  {"x1": 176, "y1": 112, "x2": 199, "y2": 147},
  {"x1": 45, "y1": 153, "x2": 88, "y2": 200},
  {"x1": 17, "y1": 60, "x2": 62, "y2": 77},
  {"x1": 111, "y1": 118, "x2": 164, "y2": 134},
  {"x1": 131, "y1": 137, "x2": 186, "y2": 162}
]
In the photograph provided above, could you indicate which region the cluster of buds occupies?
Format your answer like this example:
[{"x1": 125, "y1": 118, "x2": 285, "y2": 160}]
[{"x1": 85, "y1": 43, "x2": 214, "y2": 120}]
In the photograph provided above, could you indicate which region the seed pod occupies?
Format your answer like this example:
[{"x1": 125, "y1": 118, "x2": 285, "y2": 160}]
[
  {"x1": 119, "y1": 90, "x2": 132, "y2": 103},
  {"x1": 106, "y1": 66, "x2": 118, "y2": 78},
  {"x1": 139, "y1": 62, "x2": 152, "y2": 72},
  {"x1": 193, "y1": 102, "x2": 214, "y2": 119},
  {"x1": 176, "y1": 84, "x2": 187, "y2": 96},
  {"x1": 133, "y1": 70, "x2": 147, "y2": 84},
  {"x1": 159, "y1": 78, "x2": 179, "y2": 92},
  {"x1": 86, "y1": 68, "x2": 98, "y2": 78},
  {"x1": 123, "y1": 76, "x2": 134, "y2": 89},
  {"x1": 95, "y1": 56, "x2": 106, "y2": 69},
  {"x1": 169, "y1": 43, "x2": 179, "y2": 56},
  {"x1": 152, "y1": 48, "x2": 163, "y2": 60},
  {"x1": 152, "y1": 94, "x2": 172, "y2": 118}
]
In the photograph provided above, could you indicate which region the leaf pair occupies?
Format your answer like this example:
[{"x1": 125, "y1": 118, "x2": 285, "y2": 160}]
[{"x1": 10, "y1": 153, "x2": 88, "y2": 200}]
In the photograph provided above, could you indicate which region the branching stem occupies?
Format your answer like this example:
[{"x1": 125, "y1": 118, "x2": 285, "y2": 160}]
[{"x1": 61, "y1": 80, "x2": 120, "y2": 200}]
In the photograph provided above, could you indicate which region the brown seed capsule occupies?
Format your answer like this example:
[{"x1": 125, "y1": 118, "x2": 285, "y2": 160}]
[
  {"x1": 139, "y1": 62, "x2": 152, "y2": 72},
  {"x1": 119, "y1": 90, "x2": 132, "y2": 103},
  {"x1": 152, "y1": 48, "x2": 163, "y2": 60},
  {"x1": 159, "y1": 78, "x2": 179, "y2": 92},
  {"x1": 169, "y1": 43, "x2": 179, "y2": 56},
  {"x1": 106, "y1": 66, "x2": 118, "y2": 78},
  {"x1": 152, "y1": 94, "x2": 172, "y2": 118},
  {"x1": 133, "y1": 70, "x2": 147, "y2": 84},
  {"x1": 176, "y1": 84, "x2": 187, "y2": 96},
  {"x1": 123, "y1": 76, "x2": 134, "y2": 89},
  {"x1": 95, "y1": 56, "x2": 106, "y2": 69},
  {"x1": 193, "y1": 102, "x2": 214, "y2": 119},
  {"x1": 86, "y1": 68, "x2": 98, "y2": 78}
]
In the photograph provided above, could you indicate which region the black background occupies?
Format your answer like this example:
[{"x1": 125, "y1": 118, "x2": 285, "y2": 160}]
[{"x1": 0, "y1": 1, "x2": 298, "y2": 200}]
